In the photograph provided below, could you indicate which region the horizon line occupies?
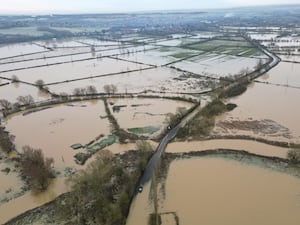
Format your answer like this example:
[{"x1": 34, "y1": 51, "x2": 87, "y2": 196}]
[{"x1": 0, "y1": 3, "x2": 299, "y2": 16}]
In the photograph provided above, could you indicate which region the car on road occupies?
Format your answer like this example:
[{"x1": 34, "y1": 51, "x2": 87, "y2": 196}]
[{"x1": 138, "y1": 186, "x2": 143, "y2": 193}]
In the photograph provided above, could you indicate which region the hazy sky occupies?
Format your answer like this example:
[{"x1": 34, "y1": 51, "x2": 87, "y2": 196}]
[{"x1": 0, "y1": 0, "x2": 299, "y2": 14}]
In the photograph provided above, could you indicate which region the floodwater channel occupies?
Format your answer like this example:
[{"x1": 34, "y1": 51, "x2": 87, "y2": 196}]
[{"x1": 166, "y1": 139, "x2": 289, "y2": 158}]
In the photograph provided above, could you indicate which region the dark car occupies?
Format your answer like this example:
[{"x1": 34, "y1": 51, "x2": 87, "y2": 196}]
[{"x1": 138, "y1": 186, "x2": 143, "y2": 193}]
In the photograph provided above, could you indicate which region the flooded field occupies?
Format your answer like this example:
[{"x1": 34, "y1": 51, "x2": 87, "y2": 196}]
[
  {"x1": 0, "y1": 43, "x2": 47, "y2": 59},
  {"x1": 0, "y1": 177, "x2": 67, "y2": 225},
  {"x1": 0, "y1": 82, "x2": 50, "y2": 104},
  {"x1": 118, "y1": 47, "x2": 201, "y2": 65},
  {"x1": 4, "y1": 100, "x2": 110, "y2": 168},
  {"x1": 158, "y1": 157, "x2": 300, "y2": 225},
  {"x1": 46, "y1": 66, "x2": 216, "y2": 94},
  {"x1": 173, "y1": 53, "x2": 264, "y2": 78},
  {"x1": 108, "y1": 98, "x2": 193, "y2": 135},
  {"x1": 1, "y1": 57, "x2": 149, "y2": 84},
  {"x1": 215, "y1": 62, "x2": 300, "y2": 142},
  {"x1": 127, "y1": 156, "x2": 300, "y2": 225}
]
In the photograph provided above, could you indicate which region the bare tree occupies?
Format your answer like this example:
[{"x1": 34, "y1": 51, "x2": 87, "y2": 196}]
[
  {"x1": 255, "y1": 59, "x2": 264, "y2": 70},
  {"x1": 17, "y1": 95, "x2": 34, "y2": 105},
  {"x1": 103, "y1": 84, "x2": 117, "y2": 95},
  {"x1": 0, "y1": 127, "x2": 15, "y2": 153},
  {"x1": 73, "y1": 87, "x2": 87, "y2": 95},
  {"x1": 86, "y1": 85, "x2": 97, "y2": 94},
  {"x1": 287, "y1": 148, "x2": 300, "y2": 164},
  {"x1": 238, "y1": 67, "x2": 250, "y2": 77},
  {"x1": 11, "y1": 75, "x2": 19, "y2": 83},
  {"x1": 21, "y1": 146, "x2": 54, "y2": 191},
  {"x1": 35, "y1": 79, "x2": 45, "y2": 89},
  {"x1": 111, "y1": 84, "x2": 117, "y2": 94},
  {"x1": 103, "y1": 84, "x2": 111, "y2": 94},
  {"x1": 0, "y1": 99, "x2": 12, "y2": 110}
]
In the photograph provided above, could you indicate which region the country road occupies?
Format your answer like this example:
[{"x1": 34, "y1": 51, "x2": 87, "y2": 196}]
[{"x1": 136, "y1": 103, "x2": 201, "y2": 190}]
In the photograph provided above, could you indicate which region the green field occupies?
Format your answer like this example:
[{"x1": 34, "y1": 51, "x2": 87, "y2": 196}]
[{"x1": 127, "y1": 126, "x2": 160, "y2": 135}]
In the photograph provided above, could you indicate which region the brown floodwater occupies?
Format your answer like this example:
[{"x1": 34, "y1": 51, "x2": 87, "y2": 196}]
[
  {"x1": 127, "y1": 157, "x2": 300, "y2": 225},
  {"x1": 108, "y1": 98, "x2": 193, "y2": 130},
  {"x1": 46, "y1": 67, "x2": 195, "y2": 94},
  {"x1": 223, "y1": 62, "x2": 300, "y2": 141},
  {"x1": 161, "y1": 158, "x2": 300, "y2": 225},
  {"x1": 0, "y1": 177, "x2": 67, "y2": 224},
  {"x1": 126, "y1": 182, "x2": 152, "y2": 225},
  {"x1": 5, "y1": 100, "x2": 110, "y2": 168},
  {"x1": 1, "y1": 57, "x2": 148, "y2": 84},
  {"x1": 0, "y1": 82, "x2": 50, "y2": 103},
  {"x1": 166, "y1": 139, "x2": 289, "y2": 158}
]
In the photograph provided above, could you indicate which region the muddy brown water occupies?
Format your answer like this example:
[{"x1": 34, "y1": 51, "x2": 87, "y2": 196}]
[
  {"x1": 166, "y1": 139, "x2": 289, "y2": 158},
  {"x1": 46, "y1": 66, "x2": 213, "y2": 95},
  {"x1": 162, "y1": 158, "x2": 300, "y2": 225},
  {"x1": 1, "y1": 57, "x2": 148, "y2": 84},
  {"x1": 0, "y1": 177, "x2": 67, "y2": 224},
  {"x1": 222, "y1": 62, "x2": 300, "y2": 141},
  {"x1": 109, "y1": 98, "x2": 194, "y2": 130},
  {"x1": 127, "y1": 157, "x2": 300, "y2": 225},
  {"x1": 0, "y1": 98, "x2": 188, "y2": 224},
  {"x1": 0, "y1": 82, "x2": 50, "y2": 103},
  {"x1": 5, "y1": 100, "x2": 110, "y2": 168}
]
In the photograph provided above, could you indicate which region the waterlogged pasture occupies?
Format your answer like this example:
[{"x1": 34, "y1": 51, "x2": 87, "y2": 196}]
[
  {"x1": 108, "y1": 98, "x2": 194, "y2": 135},
  {"x1": 5, "y1": 100, "x2": 110, "y2": 168}
]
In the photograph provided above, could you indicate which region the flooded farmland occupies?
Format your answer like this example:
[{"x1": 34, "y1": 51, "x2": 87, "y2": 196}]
[
  {"x1": 159, "y1": 157, "x2": 300, "y2": 225},
  {"x1": 0, "y1": 21, "x2": 300, "y2": 225},
  {"x1": 0, "y1": 82, "x2": 50, "y2": 103},
  {"x1": 127, "y1": 157, "x2": 300, "y2": 225},
  {"x1": 214, "y1": 62, "x2": 300, "y2": 142},
  {"x1": 5, "y1": 100, "x2": 111, "y2": 168},
  {"x1": 1, "y1": 57, "x2": 149, "y2": 84},
  {"x1": 108, "y1": 98, "x2": 193, "y2": 132}
]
